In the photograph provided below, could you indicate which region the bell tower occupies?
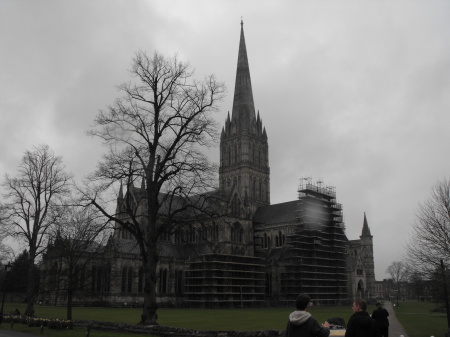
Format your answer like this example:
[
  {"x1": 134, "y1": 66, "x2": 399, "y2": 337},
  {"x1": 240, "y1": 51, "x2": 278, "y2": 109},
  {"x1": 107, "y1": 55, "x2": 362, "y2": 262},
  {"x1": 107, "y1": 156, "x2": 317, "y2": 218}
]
[{"x1": 219, "y1": 21, "x2": 270, "y2": 218}]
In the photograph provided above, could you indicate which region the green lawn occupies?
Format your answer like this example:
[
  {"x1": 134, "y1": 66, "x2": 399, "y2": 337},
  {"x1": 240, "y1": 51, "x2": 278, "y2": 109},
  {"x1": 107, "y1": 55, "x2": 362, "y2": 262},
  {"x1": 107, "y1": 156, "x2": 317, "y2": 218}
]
[
  {"x1": 394, "y1": 300, "x2": 449, "y2": 337},
  {"x1": 1, "y1": 301, "x2": 449, "y2": 337}
]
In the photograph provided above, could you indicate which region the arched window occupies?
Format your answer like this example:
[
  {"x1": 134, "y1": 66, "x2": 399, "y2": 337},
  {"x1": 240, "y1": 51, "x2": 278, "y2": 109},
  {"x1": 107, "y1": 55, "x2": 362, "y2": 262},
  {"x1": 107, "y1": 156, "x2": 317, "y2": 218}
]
[
  {"x1": 127, "y1": 267, "x2": 133, "y2": 292},
  {"x1": 121, "y1": 267, "x2": 127, "y2": 292},
  {"x1": 175, "y1": 270, "x2": 183, "y2": 296},
  {"x1": 91, "y1": 266, "x2": 97, "y2": 291},
  {"x1": 253, "y1": 178, "x2": 256, "y2": 198},
  {"x1": 138, "y1": 267, "x2": 144, "y2": 293},
  {"x1": 235, "y1": 144, "x2": 238, "y2": 163},
  {"x1": 162, "y1": 269, "x2": 168, "y2": 293},
  {"x1": 259, "y1": 179, "x2": 262, "y2": 200}
]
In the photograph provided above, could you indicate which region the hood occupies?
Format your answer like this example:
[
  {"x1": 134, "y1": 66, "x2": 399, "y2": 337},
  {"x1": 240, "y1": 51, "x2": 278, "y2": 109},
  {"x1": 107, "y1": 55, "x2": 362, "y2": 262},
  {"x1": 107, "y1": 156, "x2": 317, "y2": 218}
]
[
  {"x1": 289, "y1": 310, "x2": 311, "y2": 326},
  {"x1": 353, "y1": 311, "x2": 373, "y2": 328}
]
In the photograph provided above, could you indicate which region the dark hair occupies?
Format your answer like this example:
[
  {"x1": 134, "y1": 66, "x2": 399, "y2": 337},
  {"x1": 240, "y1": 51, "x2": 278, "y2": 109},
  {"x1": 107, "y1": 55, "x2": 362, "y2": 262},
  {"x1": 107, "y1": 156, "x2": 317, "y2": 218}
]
[
  {"x1": 296, "y1": 294, "x2": 310, "y2": 310},
  {"x1": 354, "y1": 298, "x2": 367, "y2": 311}
]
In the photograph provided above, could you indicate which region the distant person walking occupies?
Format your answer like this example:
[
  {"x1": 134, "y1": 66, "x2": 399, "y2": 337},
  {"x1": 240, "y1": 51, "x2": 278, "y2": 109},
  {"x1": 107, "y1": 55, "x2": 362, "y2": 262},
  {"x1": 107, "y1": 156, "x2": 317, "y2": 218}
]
[
  {"x1": 372, "y1": 302, "x2": 389, "y2": 337},
  {"x1": 285, "y1": 294, "x2": 330, "y2": 337},
  {"x1": 345, "y1": 298, "x2": 377, "y2": 337}
]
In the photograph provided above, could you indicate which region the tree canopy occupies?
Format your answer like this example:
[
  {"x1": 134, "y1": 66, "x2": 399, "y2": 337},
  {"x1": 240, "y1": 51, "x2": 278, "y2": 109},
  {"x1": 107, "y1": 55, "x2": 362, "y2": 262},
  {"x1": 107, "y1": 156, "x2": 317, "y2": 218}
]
[{"x1": 83, "y1": 51, "x2": 226, "y2": 324}]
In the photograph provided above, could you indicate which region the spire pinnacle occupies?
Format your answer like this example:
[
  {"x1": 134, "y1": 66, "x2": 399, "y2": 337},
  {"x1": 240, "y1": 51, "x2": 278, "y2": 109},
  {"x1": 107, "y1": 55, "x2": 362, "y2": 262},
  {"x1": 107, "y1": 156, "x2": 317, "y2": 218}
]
[{"x1": 231, "y1": 19, "x2": 256, "y2": 131}]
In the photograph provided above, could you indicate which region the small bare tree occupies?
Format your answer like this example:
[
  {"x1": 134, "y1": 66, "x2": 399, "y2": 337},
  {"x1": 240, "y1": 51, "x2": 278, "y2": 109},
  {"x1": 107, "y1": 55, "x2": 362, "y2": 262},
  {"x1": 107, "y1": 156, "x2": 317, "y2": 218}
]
[
  {"x1": 406, "y1": 178, "x2": 450, "y2": 276},
  {"x1": 44, "y1": 204, "x2": 109, "y2": 320},
  {"x1": 386, "y1": 261, "x2": 409, "y2": 306},
  {"x1": 1, "y1": 145, "x2": 72, "y2": 316},
  {"x1": 82, "y1": 51, "x2": 225, "y2": 324}
]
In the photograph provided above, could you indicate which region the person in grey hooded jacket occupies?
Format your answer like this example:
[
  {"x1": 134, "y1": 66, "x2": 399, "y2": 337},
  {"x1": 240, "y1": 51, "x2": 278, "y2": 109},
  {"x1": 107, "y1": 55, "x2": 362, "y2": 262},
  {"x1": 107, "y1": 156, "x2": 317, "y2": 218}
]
[{"x1": 285, "y1": 294, "x2": 330, "y2": 337}]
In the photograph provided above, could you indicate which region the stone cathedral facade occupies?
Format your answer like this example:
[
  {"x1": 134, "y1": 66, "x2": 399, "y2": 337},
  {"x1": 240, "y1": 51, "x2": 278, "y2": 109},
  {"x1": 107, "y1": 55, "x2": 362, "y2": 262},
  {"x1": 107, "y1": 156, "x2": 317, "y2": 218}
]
[{"x1": 40, "y1": 22, "x2": 375, "y2": 308}]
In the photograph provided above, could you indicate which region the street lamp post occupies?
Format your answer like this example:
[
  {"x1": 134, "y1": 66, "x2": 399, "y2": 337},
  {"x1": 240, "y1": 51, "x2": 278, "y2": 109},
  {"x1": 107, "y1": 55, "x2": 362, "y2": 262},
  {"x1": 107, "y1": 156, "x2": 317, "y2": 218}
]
[
  {"x1": 396, "y1": 289, "x2": 399, "y2": 309},
  {"x1": 0, "y1": 262, "x2": 11, "y2": 324}
]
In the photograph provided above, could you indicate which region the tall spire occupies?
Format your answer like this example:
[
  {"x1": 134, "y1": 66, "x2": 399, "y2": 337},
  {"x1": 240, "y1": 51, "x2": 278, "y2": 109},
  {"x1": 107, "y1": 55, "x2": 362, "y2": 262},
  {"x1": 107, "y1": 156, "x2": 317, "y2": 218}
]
[
  {"x1": 361, "y1": 212, "x2": 372, "y2": 237},
  {"x1": 231, "y1": 19, "x2": 256, "y2": 130}
]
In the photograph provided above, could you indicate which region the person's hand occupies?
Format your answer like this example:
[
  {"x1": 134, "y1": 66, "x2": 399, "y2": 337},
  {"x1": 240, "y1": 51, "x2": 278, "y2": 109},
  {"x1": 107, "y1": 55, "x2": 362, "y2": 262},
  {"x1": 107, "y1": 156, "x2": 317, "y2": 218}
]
[{"x1": 322, "y1": 321, "x2": 330, "y2": 328}]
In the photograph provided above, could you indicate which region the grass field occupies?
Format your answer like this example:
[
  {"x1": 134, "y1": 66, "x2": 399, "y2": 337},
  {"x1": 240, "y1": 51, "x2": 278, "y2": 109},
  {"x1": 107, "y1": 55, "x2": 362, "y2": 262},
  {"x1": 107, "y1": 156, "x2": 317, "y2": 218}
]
[
  {"x1": 1, "y1": 301, "x2": 449, "y2": 337},
  {"x1": 394, "y1": 300, "x2": 449, "y2": 337}
]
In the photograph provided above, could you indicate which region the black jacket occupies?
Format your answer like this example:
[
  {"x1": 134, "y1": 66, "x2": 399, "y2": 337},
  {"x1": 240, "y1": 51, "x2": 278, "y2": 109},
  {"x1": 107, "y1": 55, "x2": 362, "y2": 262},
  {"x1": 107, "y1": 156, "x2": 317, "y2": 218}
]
[
  {"x1": 345, "y1": 311, "x2": 377, "y2": 337},
  {"x1": 371, "y1": 307, "x2": 389, "y2": 327},
  {"x1": 285, "y1": 310, "x2": 330, "y2": 337}
]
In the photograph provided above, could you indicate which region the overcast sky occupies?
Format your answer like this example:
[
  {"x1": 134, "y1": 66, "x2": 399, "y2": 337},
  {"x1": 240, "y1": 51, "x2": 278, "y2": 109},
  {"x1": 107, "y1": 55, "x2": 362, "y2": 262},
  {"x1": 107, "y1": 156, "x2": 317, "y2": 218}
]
[{"x1": 1, "y1": 0, "x2": 450, "y2": 280}]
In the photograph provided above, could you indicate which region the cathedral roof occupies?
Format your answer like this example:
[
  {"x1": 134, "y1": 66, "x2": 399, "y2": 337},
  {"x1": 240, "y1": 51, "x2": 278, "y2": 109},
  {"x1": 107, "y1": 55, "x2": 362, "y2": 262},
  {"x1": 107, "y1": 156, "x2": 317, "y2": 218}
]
[
  {"x1": 231, "y1": 20, "x2": 256, "y2": 129},
  {"x1": 253, "y1": 200, "x2": 298, "y2": 225}
]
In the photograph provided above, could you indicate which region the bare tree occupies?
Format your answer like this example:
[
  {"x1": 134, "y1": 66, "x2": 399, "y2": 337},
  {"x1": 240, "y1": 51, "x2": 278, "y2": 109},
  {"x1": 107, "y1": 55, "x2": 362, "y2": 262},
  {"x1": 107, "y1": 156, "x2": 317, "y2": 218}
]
[
  {"x1": 1, "y1": 145, "x2": 72, "y2": 316},
  {"x1": 386, "y1": 261, "x2": 409, "y2": 306},
  {"x1": 43, "y1": 204, "x2": 109, "y2": 320},
  {"x1": 406, "y1": 178, "x2": 450, "y2": 276},
  {"x1": 82, "y1": 51, "x2": 225, "y2": 324}
]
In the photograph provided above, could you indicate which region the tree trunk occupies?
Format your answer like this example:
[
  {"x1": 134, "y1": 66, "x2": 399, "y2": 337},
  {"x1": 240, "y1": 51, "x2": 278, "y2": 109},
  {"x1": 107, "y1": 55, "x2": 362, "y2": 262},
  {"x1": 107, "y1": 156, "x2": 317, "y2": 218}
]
[
  {"x1": 67, "y1": 289, "x2": 73, "y2": 321},
  {"x1": 24, "y1": 257, "x2": 35, "y2": 317},
  {"x1": 141, "y1": 243, "x2": 159, "y2": 325}
]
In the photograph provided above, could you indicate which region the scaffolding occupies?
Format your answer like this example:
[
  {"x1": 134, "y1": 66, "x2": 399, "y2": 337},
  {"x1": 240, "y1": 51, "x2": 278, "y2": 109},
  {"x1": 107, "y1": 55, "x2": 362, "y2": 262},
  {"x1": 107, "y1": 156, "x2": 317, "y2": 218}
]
[
  {"x1": 279, "y1": 179, "x2": 348, "y2": 305},
  {"x1": 185, "y1": 254, "x2": 266, "y2": 308}
]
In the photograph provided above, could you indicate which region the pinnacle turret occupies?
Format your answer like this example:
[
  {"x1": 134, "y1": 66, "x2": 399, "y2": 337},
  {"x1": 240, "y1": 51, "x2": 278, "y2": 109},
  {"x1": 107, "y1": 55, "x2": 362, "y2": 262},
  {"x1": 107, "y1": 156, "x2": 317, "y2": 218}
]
[{"x1": 361, "y1": 212, "x2": 372, "y2": 238}]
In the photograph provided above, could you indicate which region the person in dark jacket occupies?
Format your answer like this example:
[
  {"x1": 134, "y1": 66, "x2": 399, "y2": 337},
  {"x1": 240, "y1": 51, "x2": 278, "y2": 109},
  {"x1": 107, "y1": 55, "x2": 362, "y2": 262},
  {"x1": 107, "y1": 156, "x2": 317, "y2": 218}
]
[
  {"x1": 345, "y1": 298, "x2": 377, "y2": 337},
  {"x1": 372, "y1": 302, "x2": 389, "y2": 337},
  {"x1": 285, "y1": 294, "x2": 330, "y2": 337}
]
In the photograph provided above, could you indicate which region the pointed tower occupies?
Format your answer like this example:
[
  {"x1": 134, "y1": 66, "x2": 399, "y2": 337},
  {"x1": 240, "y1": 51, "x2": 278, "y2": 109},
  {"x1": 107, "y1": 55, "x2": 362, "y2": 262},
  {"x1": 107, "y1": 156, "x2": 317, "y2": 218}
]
[
  {"x1": 219, "y1": 21, "x2": 270, "y2": 217},
  {"x1": 360, "y1": 212, "x2": 376, "y2": 298}
]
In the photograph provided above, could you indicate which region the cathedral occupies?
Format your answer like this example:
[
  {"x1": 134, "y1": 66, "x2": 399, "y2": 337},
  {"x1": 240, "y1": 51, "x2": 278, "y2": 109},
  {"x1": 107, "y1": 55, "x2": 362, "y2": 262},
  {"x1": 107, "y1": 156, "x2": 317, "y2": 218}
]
[{"x1": 40, "y1": 22, "x2": 375, "y2": 308}]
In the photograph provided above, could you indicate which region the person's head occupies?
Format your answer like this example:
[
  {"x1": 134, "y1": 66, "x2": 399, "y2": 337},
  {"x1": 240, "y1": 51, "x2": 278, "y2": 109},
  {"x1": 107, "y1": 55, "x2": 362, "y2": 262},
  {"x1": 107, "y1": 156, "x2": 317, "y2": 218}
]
[
  {"x1": 295, "y1": 294, "x2": 311, "y2": 310},
  {"x1": 352, "y1": 298, "x2": 367, "y2": 313},
  {"x1": 376, "y1": 302, "x2": 381, "y2": 307}
]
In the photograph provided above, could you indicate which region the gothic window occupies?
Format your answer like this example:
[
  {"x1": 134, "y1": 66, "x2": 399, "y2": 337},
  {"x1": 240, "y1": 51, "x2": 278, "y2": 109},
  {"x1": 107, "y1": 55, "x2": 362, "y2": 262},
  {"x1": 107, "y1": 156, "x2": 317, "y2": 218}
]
[
  {"x1": 231, "y1": 194, "x2": 239, "y2": 216},
  {"x1": 127, "y1": 267, "x2": 133, "y2": 292},
  {"x1": 138, "y1": 267, "x2": 144, "y2": 293},
  {"x1": 231, "y1": 223, "x2": 242, "y2": 242},
  {"x1": 121, "y1": 267, "x2": 127, "y2": 292},
  {"x1": 121, "y1": 267, "x2": 133, "y2": 293},
  {"x1": 258, "y1": 148, "x2": 261, "y2": 165},
  {"x1": 275, "y1": 236, "x2": 279, "y2": 247},
  {"x1": 265, "y1": 273, "x2": 272, "y2": 295},
  {"x1": 228, "y1": 147, "x2": 231, "y2": 165},
  {"x1": 74, "y1": 266, "x2": 80, "y2": 289},
  {"x1": 175, "y1": 270, "x2": 183, "y2": 296},
  {"x1": 91, "y1": 266, "x2": 97, "y2": 292},
  {"x1": 264, "y1": 233, "x2": 267, "y2": 249},
  {"x1": 259, "y1": 179, "x2": 262, "y2": 200},
  {"x1": 253, "y1": 178, "x2": 256, "y2": 198},
  {"x1": 79, "y1": 267, "x2": 85, "y2": 290},
  {"x1": 159, "y1": 268, "x2": 168, "y2": 294},
  {"x1": 105, "y1": 263, "x2": 111, "y2": 292},
  {"x1": 234, "y1": 144, "x2": 238, "y2": 163}
]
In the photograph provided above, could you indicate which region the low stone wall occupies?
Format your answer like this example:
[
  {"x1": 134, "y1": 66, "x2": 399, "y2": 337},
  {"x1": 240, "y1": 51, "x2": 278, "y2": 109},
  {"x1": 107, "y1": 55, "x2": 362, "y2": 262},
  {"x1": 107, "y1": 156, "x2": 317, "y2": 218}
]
[{"x1": 74, "y1": 320, "x2": 284, "y2": 337}]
